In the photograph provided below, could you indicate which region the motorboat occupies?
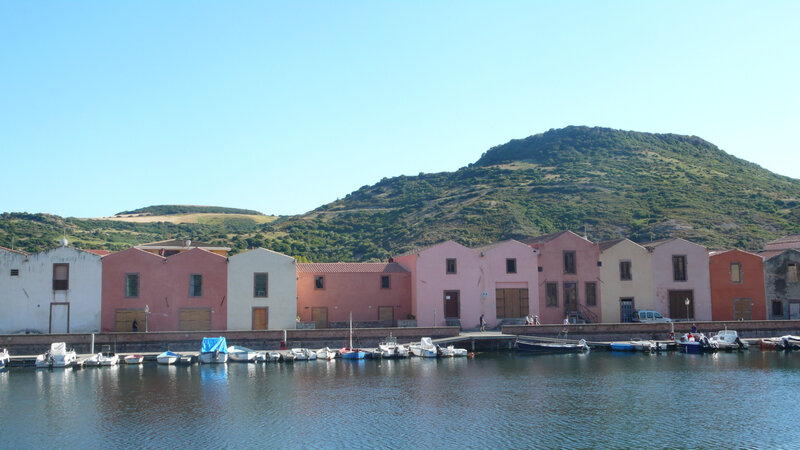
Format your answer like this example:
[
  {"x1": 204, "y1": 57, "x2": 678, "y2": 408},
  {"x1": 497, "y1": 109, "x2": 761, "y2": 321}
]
[
  {"x1": 35, "y1": 342, "x2": 78, "y2": 368},
  {"x1": 516, "y1": 338, "x2": 589, "y2": 353},
  {"x1": 281, "y1": 351, "x2": 296, "y2": 363},
  {"x1": 123, "y1": 354, "x2": 144, "y2": 365},
  {"x1": 84, "y1": 351, "x2": 119, "y2": 367},
  {"x1": 156, "y1": 351, "x2": 180, "y2": 365},
  {"x1": 395, "y1": 344, "x2": 409, "y2": 358},
  {"x1": 228, "y1": 346, "x2": 258, "y2": 362},
  {"x1": 709, "y1": 329, "x2": 748, "y2": 351},
  {"x1": 0, "y1": 348, "x2": 9, "y2": 369},
  {"x1": 409, "y1": 337, "x2": 438, "y2": 358},
  {"x1": 316, "y1": 347, "x2": 337, "y2": 361},
  {"x1": 199, "y1": 337, "x2": 229, "y2": 364},
  {"x1": 630, "y1": 339, "x2": 661, "y2": 352},
  {"x1": 290, "y1": 348, "x2": 317, "y2": 361},
  {"x1": 378, "y1": 342, "x2": 396, "y2": 359},
  {"x1": 451, "y1": 347, "x2": 468, "y2": 357},
  {"x1": 760, "y1": 335, "x2": 800, "y2": 351},
  {"x1": 676, "y1": 333, "x2": 717, "y2": 353},
  {"x1": 256, "y1": 351, "x2": 281, "y2": 362},
  {"x1": 438, "y1": 345, "x2": 455, "y2": 357},
  {"x1": 610, "y1": 342, "x2": 636, "y2": 352}
]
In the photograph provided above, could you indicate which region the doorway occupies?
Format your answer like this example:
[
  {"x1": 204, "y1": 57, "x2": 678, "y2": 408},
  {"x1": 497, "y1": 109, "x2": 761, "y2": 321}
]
[
  {"x1": 733, "y1": 299, "x2": 752, "y2": 321},
  {"x1": 50, "y1": 303, "x2": 70, "y2": 333},
  {"x1": 115, "y1": 309, "x2": 147, "y2": 332},
  {"x1": 312, "y1": 307, "x2": 328, "y2": 329},
  {"x1": 669, "y1": 290, "x2": 694, "y2": 320},
  {"x1": 620, "y1": 298, "x2": 634, "y2": 323},
  {"x1": 378, "y1": 306, "x2": 394, "y2": 326},
  {"x1": 443, "y1": 291, "x2": 460, "y2": 318},
  {"x1": 252, "y1": 307, "x2": 269, "y2": 330}
]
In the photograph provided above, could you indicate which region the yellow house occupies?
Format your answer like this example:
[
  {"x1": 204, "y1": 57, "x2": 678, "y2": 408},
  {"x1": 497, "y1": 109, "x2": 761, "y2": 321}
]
[{"x1": 599, "y1": 239, "x2": 653, "y2": 323}]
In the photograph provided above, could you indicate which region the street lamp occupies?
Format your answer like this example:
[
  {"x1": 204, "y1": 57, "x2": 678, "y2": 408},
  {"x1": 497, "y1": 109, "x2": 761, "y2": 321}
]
[{"x1": 684, "y1": 298, "x2": 690, "y2": 321}]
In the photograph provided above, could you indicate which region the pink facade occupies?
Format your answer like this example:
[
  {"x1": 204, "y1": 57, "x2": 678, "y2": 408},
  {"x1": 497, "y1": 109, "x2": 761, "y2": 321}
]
[
  {"x1": 296, "y1": 263, "x2": 411, "y2": 327},
  {"x1": 101, "y1": 247, "x2": 228, "y2": 332},
  {"x1": 522, "y1": 231, "x2": 601, "y2": 324},
  {"x1": 644, "y1": 238, "x2": 711, "y2": 321},
  {"x1": 393, "y1": 240, "x2": 538, "y2": 329}
]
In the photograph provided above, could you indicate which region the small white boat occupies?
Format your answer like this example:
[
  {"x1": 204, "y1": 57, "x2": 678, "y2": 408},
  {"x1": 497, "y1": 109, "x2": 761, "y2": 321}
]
[
  {"x1": 316, "y1": 347, "x2": 337, "y2": 360},
  {"x1": 451, "y1": 347, "x2": 468, "y2": 357},
  {"x1": 410, "y1": 337, "x2": 438, "y2": 358},
  {"x1": 156, "y1": 351, "x2": 180, "y2": 365},
  {"x1": 0, "y1": 348, "x2": 9, "y2": 369},
  {"x1": 709, "y1": 329, "x2": 748, "y2": 350},
  {"x1": 395, "y1": 344, "x2": 409, "y2": 358},
  {"x1": 290, "y1": 348, "x2": 317, "y2": 361},
  {"x1": 281, "y1": 351, "x2": 296, "y2": 363},
  {"x1": 84, "y1": 351, "x2": 119, "y2": 366},
  {"x1": 256, "y1": 351, "x2": 281, "y2": 362},
  {"x1": 228, "y1": 346, "x2": 258, "y2": 362},
  {"x1": 123, "y1": 354, "x2": 144, "y2": 365},
  {"x1": 35, "y1": 342, "x2": 78, "y2": 368},
  {"x1": 630, "y1": 339, "x2": 657, "y2": 352},
  {"x1": 199, "y1": 337, "x2": 229, "y2": 364}
]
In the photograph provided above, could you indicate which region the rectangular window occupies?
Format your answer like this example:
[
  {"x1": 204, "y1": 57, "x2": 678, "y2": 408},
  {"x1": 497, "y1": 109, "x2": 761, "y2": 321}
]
[
  {"x1": 563, "y1": 251, "x2": 576, "y2": 274},
  {"x1": 788, "y1": 263, "x2": 799, "y2": 283},
  {"x1": 254, "y1": 273, "x2": 268, "y2": 297},
  {"x1": 189, "y1": 274, "x2": 203, "y2": 297},
  {"x1": 672, "y1": 255, "x2": 687, "y2": 281},
  {"x1": 730, "y1": 263, "x2": 742, "y2": 283},
  {"x1": 125, "y1": 274, "x2": 140, "y2": 298},
  {"x1": 53, "y1": 263, "x2": 69, "y2": 290},
  {"x1": 446, "y1": 258, "x2": 457, "y2": 274},
  {"x1": 381, "y1": 275, "x2": 390, "y2": 289},
  {"x1": 10, "y1": 269, "x2": 19, "y2": 276},
  {"x1": 585, "y1": 282, "x2": 597, "y2": 306},
  {"x1": 773, "y1": 301, "x2": 784, "y2": 317},
  {"x1": 315, "y1": 276, "x2": 324, "y2": 289},
  {"x1": 506, "y1": 258, "x2": 517, "y2": 274},
  {"x1": 619, "y1": 261, "x2": 632, "y2": 281},
  {"x1": 546, "y1": 282, "x2": 558, "y2": 307}
]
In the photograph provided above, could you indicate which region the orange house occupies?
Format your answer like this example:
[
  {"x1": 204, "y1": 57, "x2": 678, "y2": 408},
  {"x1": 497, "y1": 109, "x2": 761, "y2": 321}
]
[{"x1": 709, "y1": 249, "x2": 766, "y2": 321}]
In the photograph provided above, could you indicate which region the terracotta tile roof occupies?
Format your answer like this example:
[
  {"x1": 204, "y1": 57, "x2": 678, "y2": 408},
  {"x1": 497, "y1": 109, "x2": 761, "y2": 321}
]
[
  {"x1": 84, "y1": 249, "x2": 112, "y2": 256},
  {"x1": 759, "y1": 249, "x2": 790, "y2": 260},
  {"x1": 136, "y1": 238, "x2": 230, "y2": 251},
  {"x1": 0, "y1": 246, "x2": 27, "y2": 255},
  {"x1": 763, "y1": 234, "x2": 800, "y2": 251},
  {"x1": 296, "y1": 262, "x2": 409, "y2": 273}
]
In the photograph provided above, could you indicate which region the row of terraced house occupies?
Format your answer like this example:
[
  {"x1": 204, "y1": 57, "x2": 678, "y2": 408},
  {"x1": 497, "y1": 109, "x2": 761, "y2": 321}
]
[{"x1": 2, "y1": 232, "x2": 800, "y2": 334}]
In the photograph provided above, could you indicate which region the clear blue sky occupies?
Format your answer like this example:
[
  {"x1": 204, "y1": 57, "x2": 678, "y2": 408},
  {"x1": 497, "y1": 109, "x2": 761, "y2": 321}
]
[{"x1": 2, "y1": 2, "x2": 798, "y2": 218}]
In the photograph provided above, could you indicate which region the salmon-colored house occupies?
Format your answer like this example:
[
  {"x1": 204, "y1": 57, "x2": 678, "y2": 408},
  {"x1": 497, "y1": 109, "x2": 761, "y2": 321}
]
[
  {"x1": 521, "y1": 231, "x2": 601, "y2": 324},
  {"x1": 393, "y1": 240, "x2": 538, "y2": 329},
  {"x1": 709, "y1": 249, "x2": 766, "y2": 321},
  {"x1": 101, "y1": 247, "x2": 228, "y2": 332},
  {"x1": 296, "y1": 263, "x2": 411, "y2": 328}
]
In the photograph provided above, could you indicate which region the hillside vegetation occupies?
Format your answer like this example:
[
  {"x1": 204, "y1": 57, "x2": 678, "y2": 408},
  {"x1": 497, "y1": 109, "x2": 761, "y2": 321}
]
[
  {"x1": 116, "y1": 205, "x2": 264, "y2": 216},
  {"x1": 2, "y1": 127, "x2": 799, "y2": 260}
]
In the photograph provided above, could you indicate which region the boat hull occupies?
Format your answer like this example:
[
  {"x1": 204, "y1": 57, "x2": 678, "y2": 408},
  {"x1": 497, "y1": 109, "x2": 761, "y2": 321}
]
[
  {"x1": 199, "y1": 352, "x2": 228, "y2": 364},
  {"x1": 516, "y1": 340, "x2": 587, "y2": 353}
]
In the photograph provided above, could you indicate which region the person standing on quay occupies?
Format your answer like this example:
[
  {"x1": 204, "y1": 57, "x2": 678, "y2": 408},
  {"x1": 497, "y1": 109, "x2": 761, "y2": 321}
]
[{"x1": 479, "y1": 314, "x2": 487, "y2": 332}]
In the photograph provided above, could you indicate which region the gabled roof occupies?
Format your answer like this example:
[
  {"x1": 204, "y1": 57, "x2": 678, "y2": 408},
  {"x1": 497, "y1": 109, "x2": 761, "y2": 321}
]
[
  {"x1": 763, "y1": 234, "x2": 800, "y2": 251},
  {"x1": 0, "y1": 245, "x2": 28, "y2": 256},
  {"x1": 639, "y1": 238, "x2": 673, "y2": 250},
  {"x1": 761, "y1": 248, "x2": 800, "y2": 260},
  {"x1": 84, "y1": 249, "x2": 112, "y2": 256},
  {"x1": 519, "y1": 230, "x2": 570, "y2": 245},
  {"x1": 135, "y1": 238, "x2": 231, "y2": 251},
  {"x1": 296, "y1": 262, "x2": 410, "y2": 274},
  {"x1": 709, "y1": 248, "x2": 763, "y2": 259},
  {"x1": 393, "y1": 240, "x2": 469, "y2": 258},
  {"x1": 598, "y1": 239, "x2": 626, "y2": 252}
]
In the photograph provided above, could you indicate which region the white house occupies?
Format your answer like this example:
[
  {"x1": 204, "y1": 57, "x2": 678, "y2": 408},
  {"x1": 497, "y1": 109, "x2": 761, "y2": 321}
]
[
  {"x1": 227, "y1": 247, "x2": 297, "y2": 331},
  {"x1": 0, "y1": 242, "x2": 102, "y2": 334}
]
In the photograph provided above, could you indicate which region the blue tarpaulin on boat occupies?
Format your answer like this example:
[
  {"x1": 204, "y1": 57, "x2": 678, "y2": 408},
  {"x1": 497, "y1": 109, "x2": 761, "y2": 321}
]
[{"x1": 201, "y1": 337, "x2": 228, "y2": 353}]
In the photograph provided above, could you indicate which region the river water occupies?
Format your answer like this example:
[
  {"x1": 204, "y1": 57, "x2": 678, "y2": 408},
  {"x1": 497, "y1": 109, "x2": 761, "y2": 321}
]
[{"x1": 1, "y1": 351, "x2": 799, "y2": 448}]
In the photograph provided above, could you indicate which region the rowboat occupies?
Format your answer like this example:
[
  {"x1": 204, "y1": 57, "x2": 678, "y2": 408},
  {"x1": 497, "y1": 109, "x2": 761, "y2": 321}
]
[
  {"x1": 516, "y1": 338, "x2": 589, "y2": 353},
  {"x1": 123, "y1": 354, "x2": 144, "y2": 365},
  {"x1": 156, "y1": 351, "x2": 180, "y2": 365},
  {"x1": 228, "y1": 346, "x2": 258, "y2": 362}
]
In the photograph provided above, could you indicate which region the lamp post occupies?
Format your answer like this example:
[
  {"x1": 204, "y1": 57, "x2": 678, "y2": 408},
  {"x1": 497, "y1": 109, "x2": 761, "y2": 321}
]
[
  {"x1": 684, "y1": 298, "x2": 690, "y2": 321},
  {"x1": 145, "y1": 304, "x2": 150, "y2": 333}
]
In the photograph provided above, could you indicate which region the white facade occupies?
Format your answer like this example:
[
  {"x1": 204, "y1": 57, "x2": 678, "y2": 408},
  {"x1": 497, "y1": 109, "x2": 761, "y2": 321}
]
[
  {"x1": 0, "y1": 245, "x2": 102, "y2": 334},
  {"x1": 599, "y1": 239, "x2": 653, "y2": 323},
  {"x1": 227, "y1": 248, "x2": 297, "y2": 331}
]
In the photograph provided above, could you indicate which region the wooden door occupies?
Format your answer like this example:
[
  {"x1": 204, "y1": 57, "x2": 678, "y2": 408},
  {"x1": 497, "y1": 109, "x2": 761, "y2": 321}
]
[
  {"x1": 668, "y1": 290, "x2": 694, "y2": 320},
  {"x1": 444, "y1": 291, "x2": 460, "y2": 318},
  {"x1": 115, "y1": 309, "x2": 147, "y2": 332},
  {"x1": 179, "y1": 308, "x2": 211, "y2": 331},
  {"x1": 252, "y1": 307, "x2": 268, "y2": 330},
  {"x1": 564, "y1": 283, "x2": 577, "y2": 312},
  {"x1": 378, "y1": 306, "x2": 394, "y2": 325},
  {"x1": 312, "y1": 307, "x2": 328, "y2": 329},
  {"x1": 733, "y1": 299, "x2": 752, "y2": 321},
  {"x1": 50, "y1": 303, "x2": 69, "y2": 333}
]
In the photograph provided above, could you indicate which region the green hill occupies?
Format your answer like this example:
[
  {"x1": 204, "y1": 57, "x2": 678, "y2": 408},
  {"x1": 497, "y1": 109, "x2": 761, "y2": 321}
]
[
  {"x1": 116, "y1": 205, "x2": 263, "y2": 216},
  {"x1": 2, "y1": 126, "x2": 799, "y2": 260}
]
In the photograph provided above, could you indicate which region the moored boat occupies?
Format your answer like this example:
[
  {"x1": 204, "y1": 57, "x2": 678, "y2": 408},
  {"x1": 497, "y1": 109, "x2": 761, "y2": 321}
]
[
  {"x1": 677, "y1": 333, "x2": 717, "y2": 353},
  {"x1": 156, "y1": 351, "x2": 180, "y2": 365},
  {"x1": 0, "y1": 348, "x2": 10, "y2": 369},
  {"x1": 610, "y1": 342, "x2": 636, "y2": 352},
  {"x1": 409, "y1": 337, "x2": 438, "y2": 358},
  {"x1": 316, "y1": 347, "x2": 337, "y2": 360},
  {"x1": 516, "y1": 338, "x2": 589, "y2": 353},
  {"x1": 199, "y1": 337, "x2": 229, "y2": 364},
  {"x1": 123, "y1": 354, "x2": 144, "y2": 365},
  {"x1": 340, "y1": 312, "x2": 365, "y2": 360},
  {"x1": 709, "y1": 329, "x2": 748, "y2": 351},
  {"x1": 35, "y1": 342, "x2": 78, "y2": 368},
  {"x1": 228, "y1": 346, "x2": 258, "y2": 362},
  {"x1": 256, "y1": 351, "x2": 281, "y2": 362}
]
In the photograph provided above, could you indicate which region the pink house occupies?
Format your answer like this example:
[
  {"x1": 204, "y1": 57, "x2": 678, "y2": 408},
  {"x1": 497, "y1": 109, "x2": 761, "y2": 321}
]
[
  {"x1": 393, "y1": 240, "x2": 538, "y2": 329},
  {"x1": 101, "y1": 247, "x2": 228, "y2": 332},
  {"x1": 522, "y1": 231, "x2": 601, "y2": 324},
  {"x1": 643, "y1": 238, "x2": 711, "y2": 321},
  {"x1": 296, "y1": 263, "x2": 411, "y2": 328}
]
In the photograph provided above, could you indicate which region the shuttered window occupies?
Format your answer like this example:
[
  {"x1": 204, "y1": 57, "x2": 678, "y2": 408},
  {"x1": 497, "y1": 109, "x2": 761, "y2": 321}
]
[
  {"x1": 125, "y1": 274, "x2": 140, "y2": 298},
  {"x1": 189, "y1": 274, "x2": 203, "y2": 297},
  {"x1": 53, "y1": 263, "x2": 69, "y2": 290},
  {"x1": 254, "y1": 273, "x2": 268, "y2": 297},
  {"x1": 546, "y1": 282, "x2": 558, "y2": 307}
]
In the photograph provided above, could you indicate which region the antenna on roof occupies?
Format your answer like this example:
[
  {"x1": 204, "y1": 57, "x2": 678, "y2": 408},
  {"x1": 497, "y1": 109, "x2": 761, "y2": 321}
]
[{"x1": 583, "y1": 224, "x2": 588, "y2": 240}]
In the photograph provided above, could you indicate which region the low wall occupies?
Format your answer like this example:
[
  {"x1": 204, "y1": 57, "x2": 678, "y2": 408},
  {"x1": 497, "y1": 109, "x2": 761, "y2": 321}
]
[
  {"x1": 503, "y1": 320, "x2": 800, "y2": 341},
  {"x1": 0, "y1": 327, "x2": 460, "y2": 355}
]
